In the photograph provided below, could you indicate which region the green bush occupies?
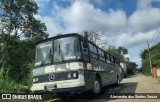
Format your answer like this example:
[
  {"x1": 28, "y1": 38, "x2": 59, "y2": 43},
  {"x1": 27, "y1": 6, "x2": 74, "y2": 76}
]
[
  {"x1": 141, "y1": 42, "x2": 160, "y2": 76},
  {"x1": 0, "y1": 66, "x2": 24, "y2": 92},
  {"x1": 21, "y1": 61, "x2": 34, "y2": 87}
]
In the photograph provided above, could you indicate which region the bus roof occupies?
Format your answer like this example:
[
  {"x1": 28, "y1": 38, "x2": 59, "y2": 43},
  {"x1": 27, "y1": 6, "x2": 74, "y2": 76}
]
[{"x1": 36, "y1": 33, "x2": 81, "y2": 45}]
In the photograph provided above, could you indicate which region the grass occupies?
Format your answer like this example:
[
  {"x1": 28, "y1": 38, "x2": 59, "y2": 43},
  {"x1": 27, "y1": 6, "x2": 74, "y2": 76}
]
[
  {"x1": 0, "y1": 61, "x2": 35, "y2": 92},
  {"x1": 0, "y1": 66, "x2": 26, "y2": 93},
  {"x1": 0, "y1": 64, "x2": 57, "y2": 102},
  {"x1": 0, "y1": 66, "x2": 43, "y2": 102},
  {"x1": 0, "y1": 65, "x2": 58, "y2": 101}
]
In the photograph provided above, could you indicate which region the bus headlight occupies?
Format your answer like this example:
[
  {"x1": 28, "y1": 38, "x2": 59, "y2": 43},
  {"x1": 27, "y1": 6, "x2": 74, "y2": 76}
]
[
  {"x1": 36, "y1": 78, "x2": 39, "y2": 82},
  {"x1": 33, "y1": 78, "x2": 36, "y2": 82},
  {"x1": 73, "y1": 73, "x2": 77, "y2": 78},
  {"x1": 67, "y1": 73, "x2": 71, "y2": 78},
  {"x1": 33, "y1": 77, "x2": 38, "y2": 82}
]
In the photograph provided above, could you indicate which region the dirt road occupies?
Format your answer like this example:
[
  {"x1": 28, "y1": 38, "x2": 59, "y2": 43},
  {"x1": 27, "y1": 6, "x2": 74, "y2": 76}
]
[
  {"x1": 59, "y1": 74, "x2": 160, "y2": 102},
  {"x1": 89, "y1": 74, "x2": 160, "y2": 102}
]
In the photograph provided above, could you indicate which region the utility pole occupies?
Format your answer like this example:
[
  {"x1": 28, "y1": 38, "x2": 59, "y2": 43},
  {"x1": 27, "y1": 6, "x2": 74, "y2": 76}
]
[{"x1": 147, "y1": 40, "x2": 152, "y2": 74}]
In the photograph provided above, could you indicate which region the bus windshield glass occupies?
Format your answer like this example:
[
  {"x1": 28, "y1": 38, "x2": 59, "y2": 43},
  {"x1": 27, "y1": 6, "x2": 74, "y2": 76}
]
[
  {"x1": 53, "y1": 37, "x2": 80, "y2": 62},
  {"x1": 35, "y1": 41, "x2": 52, "y2": 65}
]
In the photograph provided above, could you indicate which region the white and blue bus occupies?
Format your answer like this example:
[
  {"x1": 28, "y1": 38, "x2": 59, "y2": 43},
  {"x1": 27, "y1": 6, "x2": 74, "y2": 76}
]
[{"x1": 31, "y1": 33, "x2": 123, "y2": 95}]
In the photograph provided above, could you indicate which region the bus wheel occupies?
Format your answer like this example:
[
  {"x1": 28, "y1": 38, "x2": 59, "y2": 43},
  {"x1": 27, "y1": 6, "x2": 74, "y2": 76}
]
[{"x1": 92, "y1": 78, "x2": 101, "y2": 96}]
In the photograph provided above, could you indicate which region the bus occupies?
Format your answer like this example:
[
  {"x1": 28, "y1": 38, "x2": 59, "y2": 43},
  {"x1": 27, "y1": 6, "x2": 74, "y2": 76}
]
[{"x1": 30, "y1": 33, "x2": 123, "y2": 95}]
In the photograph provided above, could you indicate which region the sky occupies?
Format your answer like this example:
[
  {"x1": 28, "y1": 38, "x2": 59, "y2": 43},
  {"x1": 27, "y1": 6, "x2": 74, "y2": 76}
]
[{"x1": 35, "y1": 0, "x2": 160, "y2": 67}]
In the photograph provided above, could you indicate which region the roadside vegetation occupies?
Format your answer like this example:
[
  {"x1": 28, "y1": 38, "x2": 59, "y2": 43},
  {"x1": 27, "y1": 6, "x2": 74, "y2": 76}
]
[
  {"x1": 0, "y1": 0, "x2": 48, "y2": 92},
  {"x1": 0, "y1": 61, "x2": 34, "y2": 92},
  {"x1": 0, "y1": 66, "x2": 24, "y2": 92},
  {"x1": 140, "y1": 42, "x2": 160, "y2": 75}
]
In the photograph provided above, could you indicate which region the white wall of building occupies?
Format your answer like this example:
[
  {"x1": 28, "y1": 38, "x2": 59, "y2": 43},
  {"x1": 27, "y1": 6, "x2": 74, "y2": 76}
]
[{"x1": 157, "y1": 68, "x2": 160, "y2": 77}]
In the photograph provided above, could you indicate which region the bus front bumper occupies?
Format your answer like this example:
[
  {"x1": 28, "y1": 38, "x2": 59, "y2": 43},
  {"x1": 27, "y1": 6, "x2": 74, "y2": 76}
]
[{"x1": 30, "y1": 80, "x2": 85, "y2": 93}]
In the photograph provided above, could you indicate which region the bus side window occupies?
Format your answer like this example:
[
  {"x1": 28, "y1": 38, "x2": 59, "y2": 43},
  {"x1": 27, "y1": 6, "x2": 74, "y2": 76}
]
[
  {"x1": 117, "y1": 61, "x2": 119, "y2": 66},
  {"x1": 110, "y1": 56, "x2": 114, "y2": 65},
  {"x1": 89, "y1": 43, "x2": 98, "y2": 58},
  {"x1": 116, "y1": 59, "x2": 119, "y2": 66},
  {"x1": 81, "y1": 41, "x2": 89, "y2": 61},
  {"x1": 98, "y1": 49, "x2": 105, "y2": 61},
  {"x1": 115, "y1": 59, "x2": 118, "y2": 66},
  {"x1": 113, "y1": 58, "x2": 116, "y2": 65},
  {"x1": 112, "y1": 57, "x2": 115, "y2": 65},
  {"x1": 81, "y1": 41, "x2": 88, "y2": 55},
  {"x1": 112, "y1": 57, "x2": 114, "y2": 65},
  {"x1": 106, "y1": 54, "x2": 110, "y2": 63}
]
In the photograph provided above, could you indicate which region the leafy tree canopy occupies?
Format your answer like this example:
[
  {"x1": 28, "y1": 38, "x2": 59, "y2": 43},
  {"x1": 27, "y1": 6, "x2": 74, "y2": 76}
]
[
  {"x1": 0, "y1": 0, "x2": 49, "y2": 83},
  {"x1": 106, "y1": 45, "x2": 127, "y2": 62}
]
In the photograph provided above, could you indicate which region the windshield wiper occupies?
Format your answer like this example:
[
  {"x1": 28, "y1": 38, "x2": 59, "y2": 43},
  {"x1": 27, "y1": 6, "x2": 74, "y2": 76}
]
[
  {"x1": 41, "y1": 48, "x2": 53, "y2": 65},
  {"x1": 48, "y1": 48, "x2": 53, "y2": 62},
  {"x1": 59, "y1": 44, "x2": 64, "y2": 62}
]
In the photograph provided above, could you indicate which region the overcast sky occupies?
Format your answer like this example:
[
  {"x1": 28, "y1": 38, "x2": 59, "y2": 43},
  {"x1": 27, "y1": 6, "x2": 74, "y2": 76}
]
[{"x1": 35, "y1": 0, "x2": 160, "y2": 67}]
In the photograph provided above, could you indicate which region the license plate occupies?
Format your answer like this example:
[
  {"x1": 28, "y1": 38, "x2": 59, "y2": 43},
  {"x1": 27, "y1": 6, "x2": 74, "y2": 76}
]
[{"x1": 45, "y1": 84, "x2": 55, "y2": 91}]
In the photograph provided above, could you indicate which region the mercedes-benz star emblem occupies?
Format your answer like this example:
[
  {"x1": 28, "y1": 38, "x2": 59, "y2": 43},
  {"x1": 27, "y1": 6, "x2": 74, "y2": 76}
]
[{"x1": 49, "y1": 74, "x2": 55, "y2": 81}]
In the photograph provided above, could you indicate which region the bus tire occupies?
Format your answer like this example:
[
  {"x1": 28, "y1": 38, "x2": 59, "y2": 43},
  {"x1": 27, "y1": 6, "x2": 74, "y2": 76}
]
[{"x1": 92, "y1": 77, "x2": 101, "y2": 96}]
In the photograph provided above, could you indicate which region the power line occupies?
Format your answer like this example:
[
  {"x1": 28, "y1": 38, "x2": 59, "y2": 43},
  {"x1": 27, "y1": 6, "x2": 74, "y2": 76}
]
[
  {"x1": 150, "y1": 24, "x2": 160, "y2": 46},
  {"x1": 153, "y1": 27, "x2": 160, "y2": 45}
]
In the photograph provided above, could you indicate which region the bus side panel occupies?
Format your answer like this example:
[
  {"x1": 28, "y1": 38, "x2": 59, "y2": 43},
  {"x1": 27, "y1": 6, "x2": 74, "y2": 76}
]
[
  {"x1": 99, "y1": 60, "x2": 109, "y2": 87},
  {"x1": 88, "y1": 58, "x2": 121, "y2": 87},
  {"x1": 90, "y1": 58, "x2": 110, "y2": 87}
]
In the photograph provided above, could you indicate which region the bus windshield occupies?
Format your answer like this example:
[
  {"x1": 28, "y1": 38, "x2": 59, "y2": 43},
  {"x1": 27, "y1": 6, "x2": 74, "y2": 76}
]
[
  {"x1": 53, "y1": 37, "x2": 80, "y2": 62},
  {"x1": 35, "y1": 41, "x2": 52, "y2": 65}
]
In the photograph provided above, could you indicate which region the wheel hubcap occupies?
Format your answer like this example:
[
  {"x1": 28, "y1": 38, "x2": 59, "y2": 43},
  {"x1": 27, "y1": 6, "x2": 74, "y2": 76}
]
[{"x1": 94, "y1": 81, "x2": 100, "y2": 93}]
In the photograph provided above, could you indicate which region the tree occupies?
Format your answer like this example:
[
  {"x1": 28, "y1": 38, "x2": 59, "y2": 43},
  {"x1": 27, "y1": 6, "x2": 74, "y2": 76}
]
[
  {"x1": 140, "y1": 42, "x2": 160, "y2": 75},
  {"x1": 81, "y1": 30, "x2": 102, "y2": 44},
  {"x1": 0, "y1": 0, "x2": 48, "y2": 83},
  {"x1": 107, "y1": 46, "x2": 138, "y2": 75},
  {"x1": 106, "y1": 45, "x2": 126, "y2": 62},
  {"x1": 118, "y1": 46, "x2": 128, "y2": 55},
  {"x1": 127, "y1": 62, "x2": 138, "y2": 75},
  {"x1": 107, "y1": 46, "x2": 128, "y2": 62}
]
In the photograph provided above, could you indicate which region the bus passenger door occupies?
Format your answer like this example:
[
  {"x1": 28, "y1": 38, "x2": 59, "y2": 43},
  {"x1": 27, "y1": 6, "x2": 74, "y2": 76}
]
[{"x1": 81, "y1": 40, "x2": 93, "y2": 89}]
